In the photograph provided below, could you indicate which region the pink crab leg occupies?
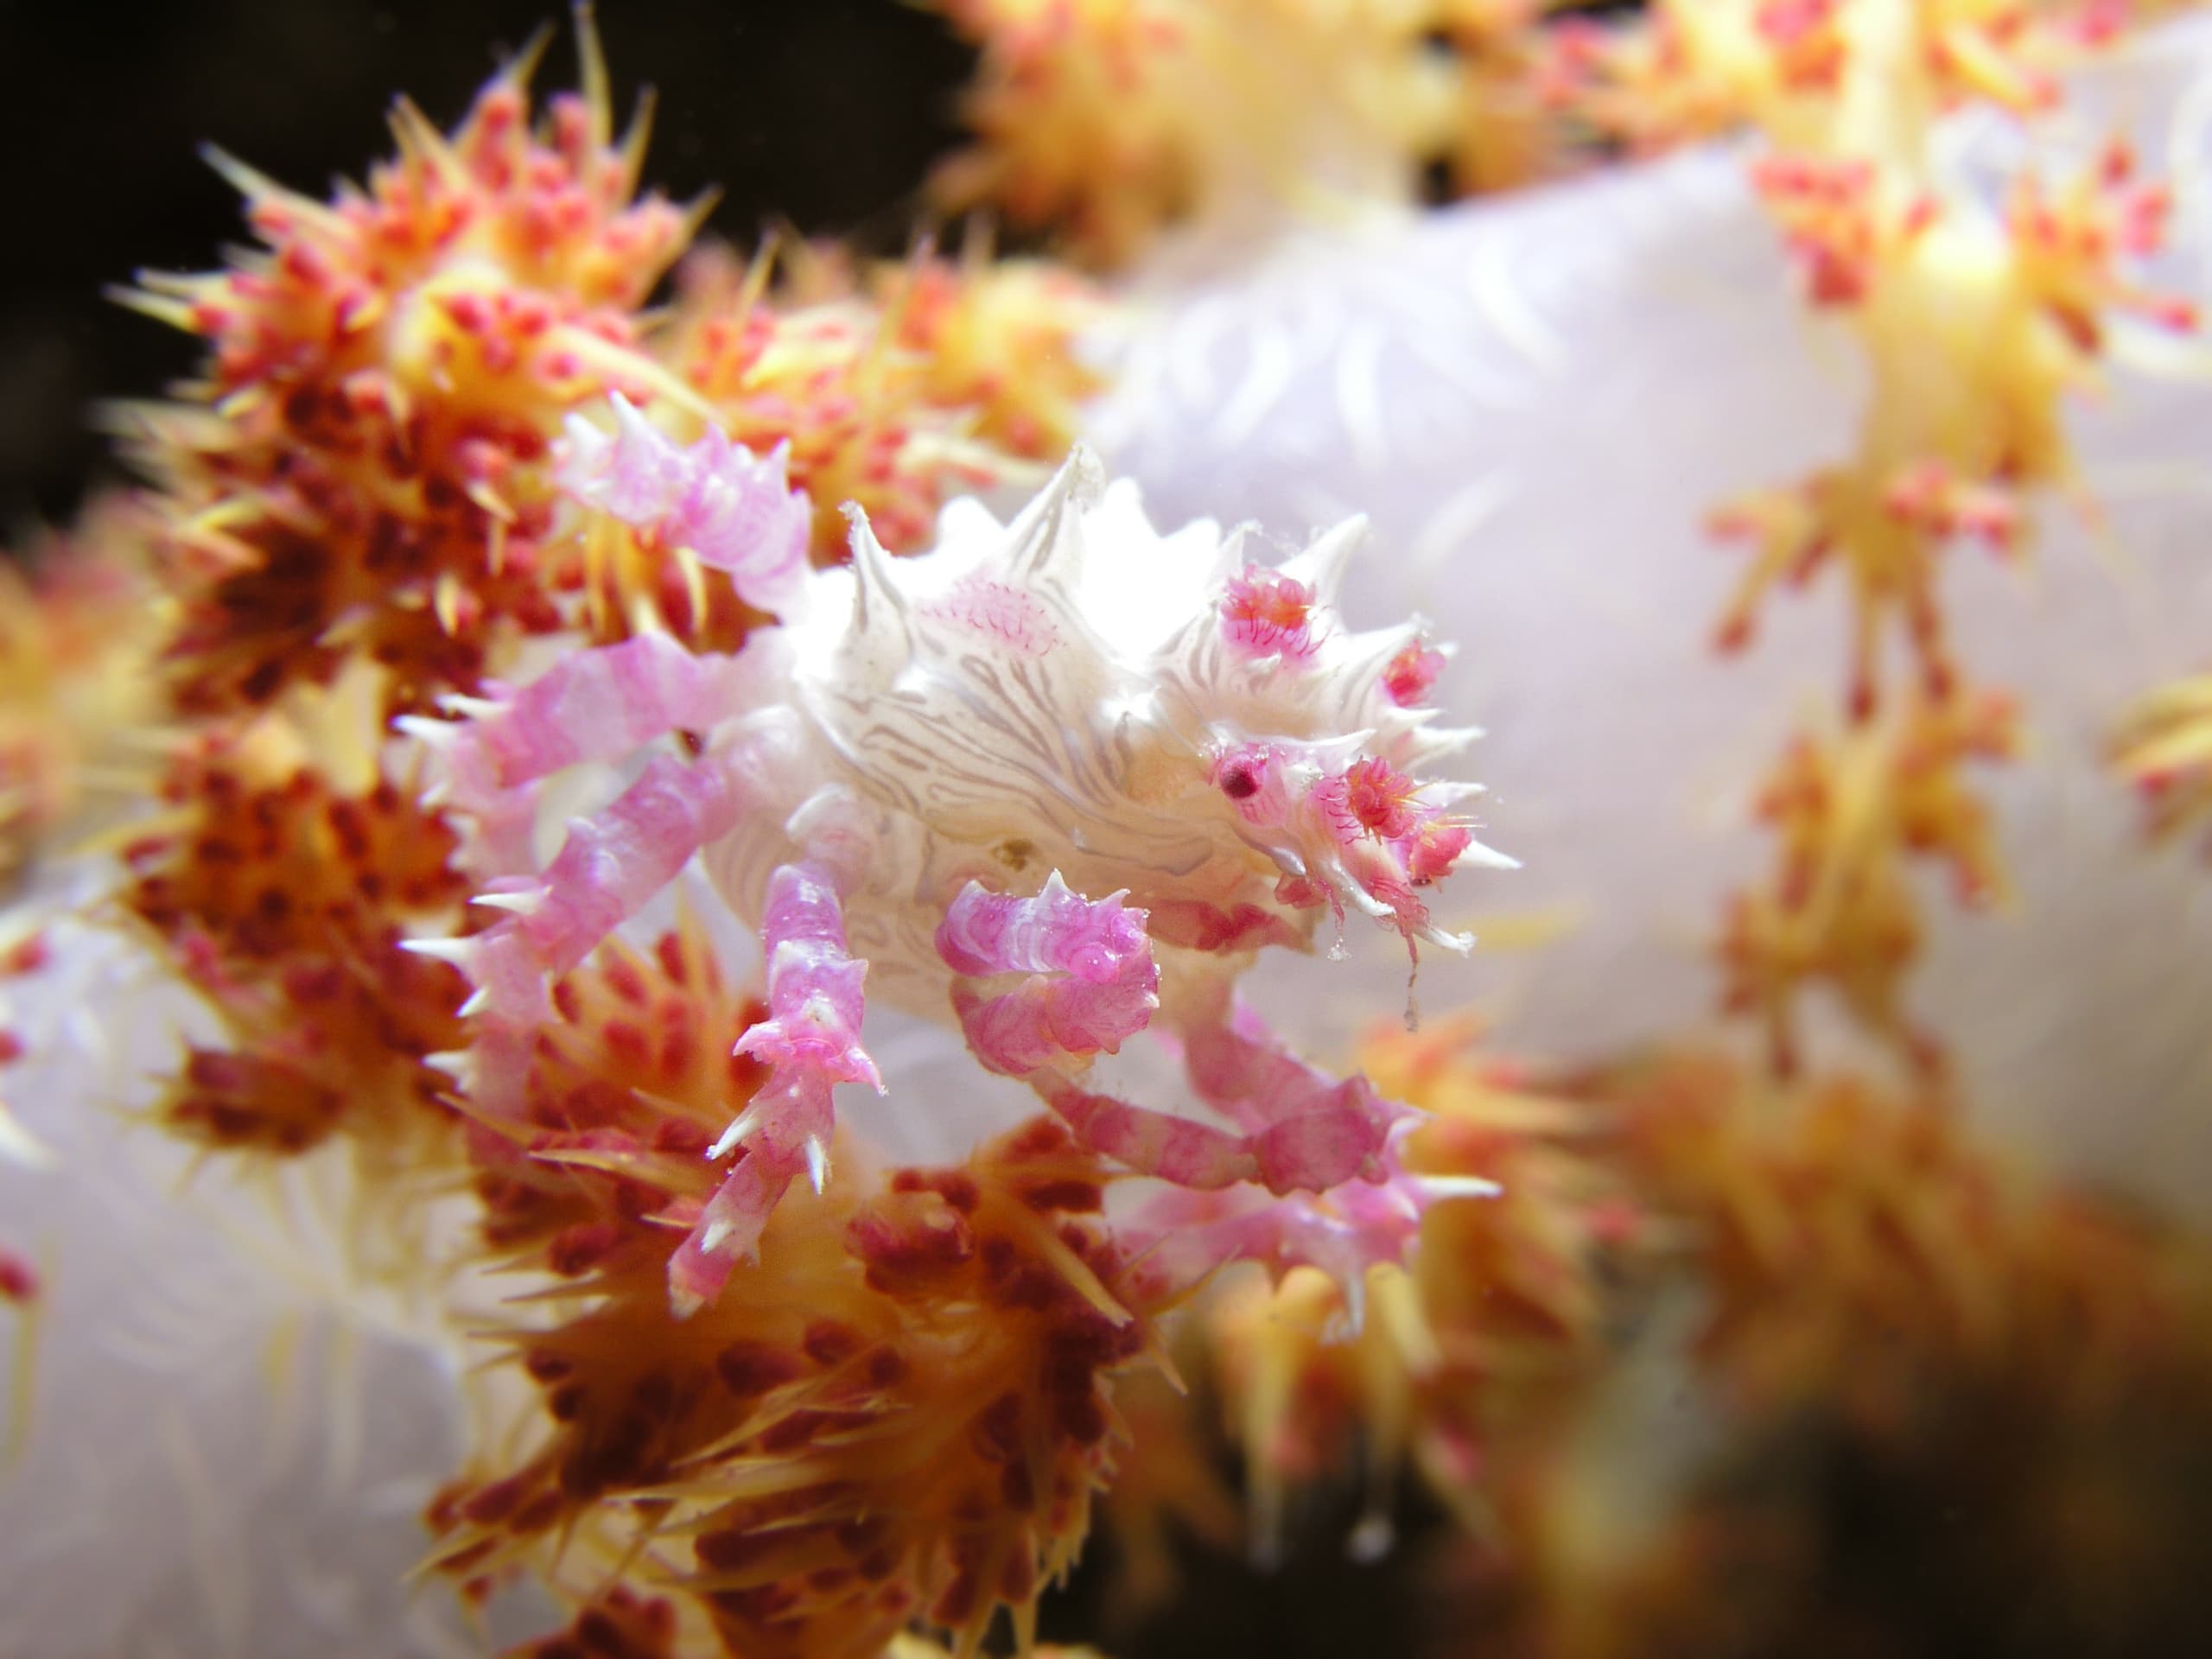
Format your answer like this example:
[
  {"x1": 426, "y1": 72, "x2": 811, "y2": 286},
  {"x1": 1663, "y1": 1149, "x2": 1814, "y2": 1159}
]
[
  {"x1": 1035, "y1": 1054, "x2": 1397, "y2": 1200},
  {"x1": 935, "y1": 873, "x2": 1160, "y2": 1077},
  {"x1": 400, "y1": 632, "x2": 757, "y2": 867},
  {"x1": 557, "y1": 392, "x2": 812, "y2": 613},
  {"x1": 671, "y1": 860, "x2": 882, "y2": 1317},
  {"x1": 1031, "y1": 994, "x2": 1494, "y2": 1320},
  {"x1": 410, "y1": 750, "x2": 744, "y2": 1115},
  {"x1": 1043, "y1": 1082, "x2": 1258, "y2": 1189},
  {"x1": 1116, "y1": 1147, "x2": 1497, "y2": 1327},
  {"x1": 1182, "y1": 1001, "x2": 1410, "y2": 1194}
]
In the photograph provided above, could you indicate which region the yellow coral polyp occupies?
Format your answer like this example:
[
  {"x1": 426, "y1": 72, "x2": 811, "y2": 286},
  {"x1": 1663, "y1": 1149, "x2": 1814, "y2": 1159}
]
[
  {"x1": 117, "y1": 18, "x2": 704, "y2": 713},
  {"x1": 0, "y1": 505, "x2": 162, "y2": 887},
  {"x1": 1716, "y1": 688, "x2": 2018, "y2": 1076},
  {"x1": 1580, "y1": 0, "x2": 2149, "y2": 158},
  {"x1": 653, "y1": 242, "x2": 1096, "y2": 562},
  {"x1": 434, "y1": 1118, "x2": 1163, "y2": 1659},
  {"x1": 879, "y1": 252, "x2": 1106, "y2": 464},
  {"x1": 2110, "y1": 670, "x2": 2212, "y2": 845},
  {"x1": 120, "y1": 690, "x2": 474, "y2": 1166},
  {"x1": 930, "y1": 0, "x2": 1464, "y2": 264}
]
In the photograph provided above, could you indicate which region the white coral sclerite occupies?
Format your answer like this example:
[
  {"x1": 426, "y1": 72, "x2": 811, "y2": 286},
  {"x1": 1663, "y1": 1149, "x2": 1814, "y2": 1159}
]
[{"x1": 413, "y1": 408, "x2": 1507, "y2": 1312}]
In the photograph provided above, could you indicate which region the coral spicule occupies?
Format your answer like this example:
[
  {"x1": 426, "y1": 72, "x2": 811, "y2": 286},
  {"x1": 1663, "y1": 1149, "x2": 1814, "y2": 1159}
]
[{"x1": 0, "y1": 0, "x2": 976, "y2": 528}]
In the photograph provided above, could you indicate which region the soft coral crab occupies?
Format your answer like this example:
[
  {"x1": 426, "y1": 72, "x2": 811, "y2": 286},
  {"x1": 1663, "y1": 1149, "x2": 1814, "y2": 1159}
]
[{"x1": 410, "y1": 400, "x2": 1509, "y2": 1312}]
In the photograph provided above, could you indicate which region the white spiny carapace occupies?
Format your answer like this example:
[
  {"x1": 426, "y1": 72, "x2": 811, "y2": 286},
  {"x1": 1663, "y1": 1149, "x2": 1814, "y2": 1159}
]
[{"x1": 407, "y1": 401, "x2": 1506, "y2": 1313}]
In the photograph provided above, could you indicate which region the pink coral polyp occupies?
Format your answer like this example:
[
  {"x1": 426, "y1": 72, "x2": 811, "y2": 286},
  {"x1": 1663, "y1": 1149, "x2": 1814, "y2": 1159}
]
[{"x1": 1222, "y1": 567, "x2": 1320, "y2": 662}]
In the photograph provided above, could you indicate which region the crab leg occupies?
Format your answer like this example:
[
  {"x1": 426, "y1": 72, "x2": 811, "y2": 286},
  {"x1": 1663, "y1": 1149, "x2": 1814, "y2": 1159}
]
[
  {"x1": 671, "y1": 860, "x2": 881, "y2": 1315},
  {"x1": 1050, "y1": 996, "x2": 1493, "y2": 1321},
  {"x1": 1181, "y1": 1000, "x2": 1409, "y2": 1193},
  {"x1": 410, "y1": 747, "x2": 745, "y2": 1113},
  {"x1": 1113, "y1": 1160, "x2": 1478, "y2": 1331},
  {"x1": 402, "y1": 631, "x2": 760, "y2": 868}
]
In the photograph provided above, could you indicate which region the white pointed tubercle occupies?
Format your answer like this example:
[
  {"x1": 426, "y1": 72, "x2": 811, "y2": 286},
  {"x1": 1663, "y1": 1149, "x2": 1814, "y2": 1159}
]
[
  {"x1": 0, "y1": 1106, "x2": 52, "y2": 1169},
  {"x1": 1407, "y1": 723, "x2": 1483, "y2": 763},
  {"x1": 1340, "y1": 620, "x2": 1422, "y2": 677},
  {"x1": 804, "y1": 1135, "x2": 829, "y2": 1193},
  {"x1": 840, "y1": 505, "x2": 912, "y2": 641},
  {"x1": 435, "y1": 693, "x2": 505, "y2": 720},
  {"x1": 1285, "y1": 515, "x2": 1368, "y2": 607},
  {"x1": 708, "y1": 1097, "x2": 767, "y2": 1162},
  {"x1": 423, "y1": 1050, "x2": 474, "y2": 1086},
  {"x1": 611, "y1": 389, "x2": 660, "y2": 449},
  {"x1": 470, "y1": 889, "x2": 545, "y2": 916},
  {"x1": 399, "y1": 936, "x2": 480, "y2": 967},
  {"x1": 1421, "y1": 924, "x2": 1478, "y2": 956},
  {"x1": 1456, "y1": 838, "x2": 1522, "y2": 872},
  {"x1": 1415, "y1": 1174, "x2": 1503, "y2": 1203},
  {"x1": 1007, "y1": 442, "x2": 1104, "y2": 585},
  {"x1": 394, "y1": 714, "x2": 457, "y2": 749},
  {"x1": 1322, "y1": 857, "x2": 1397, "y2": 923}
]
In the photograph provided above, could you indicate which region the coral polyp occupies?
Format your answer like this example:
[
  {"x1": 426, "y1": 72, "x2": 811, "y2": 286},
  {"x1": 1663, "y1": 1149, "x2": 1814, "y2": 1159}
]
[
  {"x1": 119, "y1": 19, "x2": 702, "y2": 715},
  {"x1": 433, "y1": 1118, "x2": 1164, "y2": 1659},
  {"x1": 0, "y1": 505, "x2": 161, "y2": 887}
]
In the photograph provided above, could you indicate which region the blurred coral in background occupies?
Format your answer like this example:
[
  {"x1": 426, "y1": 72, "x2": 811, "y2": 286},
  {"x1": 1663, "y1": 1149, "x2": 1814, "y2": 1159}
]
[{"x1": 6, "y1": 3, "x2": 2212, "y2": 1657}]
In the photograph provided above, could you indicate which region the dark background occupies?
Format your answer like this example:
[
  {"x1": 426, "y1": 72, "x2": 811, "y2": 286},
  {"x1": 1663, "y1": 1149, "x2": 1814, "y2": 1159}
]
[{"x1": 0, "y1": 0, "x2": 975, "y2": 534}]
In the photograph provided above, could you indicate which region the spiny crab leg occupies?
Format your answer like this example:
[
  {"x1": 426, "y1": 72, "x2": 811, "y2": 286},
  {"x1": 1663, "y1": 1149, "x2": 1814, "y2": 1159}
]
[
  {"x1": 1117, "y1": 1009, "x2": 1500, "y2": 1323},
  {"x1": 1180, "y1": 999, "x2": 1408, "y2": 1194},
  {"x1": 401, "y1": 631, "x2": 760, "y2": 868},
  {"x1": 410, "y1": 747, "x2": 746, "y2": 1114},
  {"x1": 671, "y1": 860, "x2": 881, "y2": 1316},
  {"x1": 1114, "y1": 1148, "x2": 1497, "y2": 1333},
  {"x1": 1034, "y1": 1041, "x2": 1395, "y2": 1199},
  {"x1": 1046, "y1": 995, "x2": 1496, "y2": 1321},
  {"x1": 556, "y1": 391, "x2": 812, "y2": 613},
  {"x1": 928, "y1": 874, "x2": 1454, "y2": 1244}
]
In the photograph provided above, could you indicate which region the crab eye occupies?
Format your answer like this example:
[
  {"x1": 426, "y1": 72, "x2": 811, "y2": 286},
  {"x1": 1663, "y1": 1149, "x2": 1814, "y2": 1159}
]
[{"x1": 1218, "y1": 764, "x2": 1261, "y2": 801}]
